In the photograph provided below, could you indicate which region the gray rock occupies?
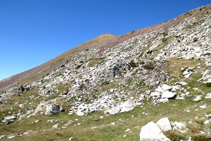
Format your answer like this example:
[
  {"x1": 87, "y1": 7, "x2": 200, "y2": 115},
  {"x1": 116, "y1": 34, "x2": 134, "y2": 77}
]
[
  {"x1": 156, "y1": 117, "x2": 172, "y2": 131},
  {"x1": 45, "y1": 104, "x2": 62, "y2": 115}
]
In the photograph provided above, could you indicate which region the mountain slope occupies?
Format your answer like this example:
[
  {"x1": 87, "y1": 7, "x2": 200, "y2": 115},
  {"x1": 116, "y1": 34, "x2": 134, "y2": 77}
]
[
  {"x1": 0, "y1": 33, "x2": 117, "y2": 92},
  {"x1": 0, "y1": 4, "x2": 211, "y2": 140}
]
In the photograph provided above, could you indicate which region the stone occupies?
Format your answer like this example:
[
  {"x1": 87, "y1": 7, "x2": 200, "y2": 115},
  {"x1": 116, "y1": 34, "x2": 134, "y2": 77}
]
[
  {"x1": 45, "y1": 104, "x2": 62, "y2": 115},
  {"x1": 0, "y1": 135, "x2": 6, "y2": 139},
  {"x1": 199, "y1": 105, "x2": 207, "y2": 109},
  {"x1": 205, "y1": 93, "x2": 211, "y2": 99},
  {"x1": 161, "y1": 91, "x2": 176, "y2": 99},
  {"x1": 162, "y1": 84, "x2": 172, "y2": 91},
  {"x1": 156, "y1": 117, "x2": 172, "y2": 131},
  {"x1": 172, "y1": 121, "x2": 187, "y2": 132},
  {"x1": 104, "y1": 100, "x2": 136, "y2": 115},
  {"x1": 34, "y1": 103, "x2": 47, "y2": 114},
  {"x1": 2, "y1": 115, "x2": 17, "y2": 124},
  {"x1": 139, "y1": 121, "x2": 170, "y2": 141},
  {"x1": 52, "y1": 124, "x2": 59, "y2": 129},
  {"x1": 151, "y1": 91, "x2": 161, "y2": 97},
  {"x1": 202, "y1": 70, "x2": 211, "y2": 80},
  {"x1": 7, "y1": 134, "x2": 16, "y2": 139},
  {"x1": 76, "y1": 110, "x2": 85, "y2": 116},
  {"x1": 159, "y1": 98, "x2": 169, "y2": 103},
  {"x1": 125, "y1": 128, "x2": 131, "y2": 132},
  {"x1": 193, "y1": 95, "x2": 202, "y2": 101},
  {"x1": 19, "y1": 104, "x2": 25, "y2": 109}
]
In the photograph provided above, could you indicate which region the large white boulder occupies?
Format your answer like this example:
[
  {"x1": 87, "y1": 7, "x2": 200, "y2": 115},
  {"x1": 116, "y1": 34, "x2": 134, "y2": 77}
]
[
  {"x1": 156, "y1": 117, "x2": 172, "y2": 132},
  {"x1": 161, "y1": 91, "x2": 176, "y2": 99},
  {"x1": 140, "y1": 121, "x2": 170, "y2": 141}
]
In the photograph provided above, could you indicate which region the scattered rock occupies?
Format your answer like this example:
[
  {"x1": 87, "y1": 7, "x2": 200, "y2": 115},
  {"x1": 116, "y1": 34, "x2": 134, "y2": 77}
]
[
  {"x1": 2, "y1": 115, "x2": 17, "y2": 124},
  {"x1": 172, "y1": 121, "x2": 188, "y2": 133}
]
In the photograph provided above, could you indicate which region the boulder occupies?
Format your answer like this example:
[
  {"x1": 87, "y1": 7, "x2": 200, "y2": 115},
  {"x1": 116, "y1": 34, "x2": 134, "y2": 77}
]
[
  {"x1": 161, "y1": 91, "x2": 176, "y2": 99},
  {"x1": 34, "y1": 103, "x2": 47, "y2": 114},
  {"x1": 162, "y1": 84, "x2": 172, "y2": 91},
  {"x1": 34, "y1": 103, "x2": 62, "y2": 115},
  {"x1": 45, "y1": 104, "x2": 62, "y2": 115},
  {"x1": 156, "y1": 117, "x2": 172, "y2": 131},
  {"x1": 140, "y1": 121, "x2": 170, "y2": 141}
]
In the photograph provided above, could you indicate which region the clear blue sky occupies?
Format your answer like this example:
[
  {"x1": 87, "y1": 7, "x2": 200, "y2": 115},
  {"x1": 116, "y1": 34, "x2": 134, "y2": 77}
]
[{"x1": 0, "y1": 0, "x2": 210, "y2": 80}]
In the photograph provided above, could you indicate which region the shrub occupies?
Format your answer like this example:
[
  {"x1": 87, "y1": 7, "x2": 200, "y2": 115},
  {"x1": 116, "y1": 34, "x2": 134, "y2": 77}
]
[
  {"x1": 139, "y1": 61, "x2": 145, "y2": 64},
  {"x1": 56, "y1": 133, "x2": 63, "y2": 137},
  {"x1": 118, "y1": 71, "x2": 123, "y2": 76},
  {"x1": 144, "y1": 62, "x2": 154, "y2": 69},
  {"x1": 129, "y1": 60, "x2": 137, "y2": 68},
  {"x1": 164, "y1": 131, "x2": 184, "y2": 141},
  {"x1": 206, "y1": 82, "x2": 211, "y2": 87},
  {"x1": 162, "y1": 38, "x2": 167, "y2": 42},
  {"x1": 79, "y1": 84, "x2": 85, "y2": 90}
]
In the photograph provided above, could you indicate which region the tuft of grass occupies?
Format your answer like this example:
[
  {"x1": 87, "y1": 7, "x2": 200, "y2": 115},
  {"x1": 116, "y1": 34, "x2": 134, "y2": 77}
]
[
  {"x1": 143, "y1": 62, "x2": 154, "y2": 70},
  {"x1": 185, "y1": 19, "x2": 205, "y2": 30}
]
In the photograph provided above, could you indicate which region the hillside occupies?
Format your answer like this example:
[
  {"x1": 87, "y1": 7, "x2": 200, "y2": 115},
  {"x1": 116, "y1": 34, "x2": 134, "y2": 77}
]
[
  {"x1": 0, "y1": 4, "x2": 211, "y2": 140},
  {"x1": 0, "y1": 33, "x2": 117, "y2": 92}
]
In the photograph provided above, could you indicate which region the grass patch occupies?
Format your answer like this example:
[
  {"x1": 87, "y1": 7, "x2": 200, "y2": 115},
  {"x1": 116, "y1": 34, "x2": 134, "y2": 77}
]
[
  {"x1": 88, "y1": 58, "x2": 105, "y2": 67},
  {"x1": 185, "y1": 19, "x2": 205, "y2": 30}
]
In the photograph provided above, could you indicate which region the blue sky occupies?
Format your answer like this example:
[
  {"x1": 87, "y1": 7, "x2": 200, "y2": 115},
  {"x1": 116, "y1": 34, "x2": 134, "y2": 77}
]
[{"x1": 0, "y1": 0, "x2": 210, "y2": 80}]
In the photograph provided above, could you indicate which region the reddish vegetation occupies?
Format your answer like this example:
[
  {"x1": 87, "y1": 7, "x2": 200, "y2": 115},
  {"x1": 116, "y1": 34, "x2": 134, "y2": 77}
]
[{"x1": 0, "y1": 4, "x2": 210, "y2": 92}]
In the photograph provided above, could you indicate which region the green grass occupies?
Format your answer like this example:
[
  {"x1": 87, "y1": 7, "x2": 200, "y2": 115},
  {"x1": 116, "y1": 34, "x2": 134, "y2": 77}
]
[
  {"x1": 185, "y1": 19, "x2": 205, "y2": 30},
  {"x1": 1, "y1": 95, "x2": 211, "y2": 141},
  {"x1": 88, "y1": 58, "x2": 105, "y2": 67}
]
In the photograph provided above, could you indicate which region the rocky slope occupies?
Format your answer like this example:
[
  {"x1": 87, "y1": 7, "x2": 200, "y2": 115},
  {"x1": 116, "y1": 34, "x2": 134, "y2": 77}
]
[{"x1": 0, "y1": 4, "x2": 211, "y2": 140}]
